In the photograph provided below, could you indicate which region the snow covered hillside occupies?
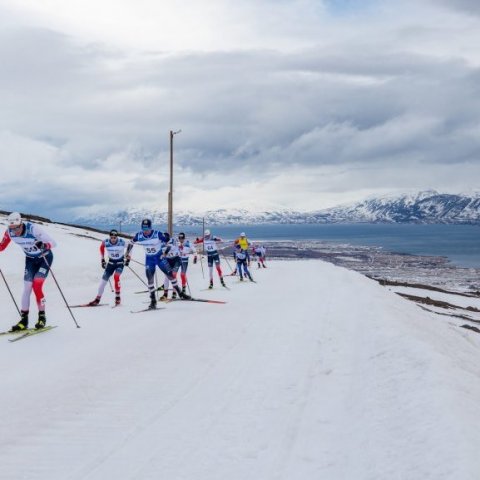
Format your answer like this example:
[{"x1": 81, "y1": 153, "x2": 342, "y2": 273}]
[{"x1": 1, "y1": 218, "x2": 480, "y2": 480}]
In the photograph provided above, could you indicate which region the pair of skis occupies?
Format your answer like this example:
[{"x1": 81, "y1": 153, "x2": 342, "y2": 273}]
[
  {"x1": 1, "y1": 325, "x2": 57, "y2": 343},
  {"x1": 132, "y1": 296, "x2": 227, "y2": 313},
  {"x1": 68, "y1": 298, "x2": 226, "y2": 315}
]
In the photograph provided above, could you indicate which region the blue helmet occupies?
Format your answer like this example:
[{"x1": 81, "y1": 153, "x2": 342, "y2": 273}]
[{"x1": 141, "y1": 218, "x2": 152, "y2": 230}]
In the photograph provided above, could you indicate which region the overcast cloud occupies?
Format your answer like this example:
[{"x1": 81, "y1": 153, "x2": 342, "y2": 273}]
[{"x1": 0, "y1": 0, "x2": 480, "y2": 219}]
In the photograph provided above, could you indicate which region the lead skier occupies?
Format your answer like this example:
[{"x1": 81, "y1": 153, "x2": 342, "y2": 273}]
[
  {"x1": 125, "y1": 219, "x2": 191, "y2": 309},
  {"x1": 0, "y1": 212, "x2": 57, "y2": 330}
]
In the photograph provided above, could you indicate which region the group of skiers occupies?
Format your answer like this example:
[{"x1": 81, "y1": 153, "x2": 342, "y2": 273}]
[{"x1": 0, "y1": 213, "x2": 267, "y2": 333}]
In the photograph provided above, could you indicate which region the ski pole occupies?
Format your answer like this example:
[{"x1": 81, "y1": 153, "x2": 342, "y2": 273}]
[
  {"x1": 127, "y1": 265, "x2": 149, "y2": 287},
  {"x1": 199, "y1": 254, "x2": 205, "y2": 279},
  {"x1": 0, "y1": 266, "x2": 20, "y2": 315},
  {"x1": 108, "y1": 278, "x2": 114, "y2": 293},
  {"x1": 220, "y1": 251, "x2": 234, "y2": 271},
  {"x1": 43, "y1": 258, "x2": 80, "y2": 328}
]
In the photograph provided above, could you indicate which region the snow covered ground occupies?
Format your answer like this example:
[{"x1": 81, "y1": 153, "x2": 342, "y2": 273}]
[{"x1": 1, "y1": 219, "x2": 480, "y2": 479}]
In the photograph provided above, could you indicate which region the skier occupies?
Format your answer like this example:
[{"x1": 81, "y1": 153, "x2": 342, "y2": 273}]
[
  {"x1": 234, "y1": 232, "x2": 251, "y2": 265},
  {"x1": 0, "y1": 212, "x2": 57, "y2": 331},
  {"x1": 88, "y1": 229, "x2": 126, "y2": 306},
  {"x1": 161, "y1": 233, "x2": 182, "y2": 301},
  {"x1": 234, "y1": 244, "x2": 254, "y2": 282},
  {"x1": 125, "y1": 219, "x2": 190, "y2": 309},
  {"x1": 194, "y1": 229, "x2": 226, "y2": 289},
  {"x1": 253, "y1": 243, "x2": 267, "y2": 268},
  {"x1": 177, "y1": 232, "x2": 197, "y2": 294}
]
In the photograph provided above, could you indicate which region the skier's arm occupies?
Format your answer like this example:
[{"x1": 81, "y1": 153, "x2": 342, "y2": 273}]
[
  {"x1": 100, "y1": 241, "x2": 106, "y2": 258},
  {"x1": 32, "y1": 225, "x2": 56, "y2": 249},
  {"x1": 162, "y1": 238, "x2": 172, "y2": 257},
  {"x1": 125, "y1": 233, "x2": 139, "y2": 257},
  {"x1": 188, "y1": 242, "x2": 198, "y2": 262},
  {"x1": 100, "y1": 241, "x2": 107, "y2": 268},
  {"x1": 0, "y1": 231, "x2": 11, "y2": 252}
]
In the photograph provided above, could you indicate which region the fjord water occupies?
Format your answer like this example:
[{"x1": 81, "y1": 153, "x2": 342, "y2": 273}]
[
  {"x1": 203, "y1": 224, "x2": 480, "y2": 268},
  {"x1": 91, "y1": 223, "x2": 480, "y2": 268}
]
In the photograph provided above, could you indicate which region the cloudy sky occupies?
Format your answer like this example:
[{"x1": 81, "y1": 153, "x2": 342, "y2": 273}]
[{"x1": 1, "y1": 0, "x2": 480, "y2": 220}]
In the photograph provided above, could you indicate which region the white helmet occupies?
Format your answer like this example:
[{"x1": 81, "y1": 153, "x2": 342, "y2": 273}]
[
  {"x1": 204, "y1": 229, "x2": 211, "y2": 236},
  {"x1": 7, "y1": 212, "x2": 22, "y2": 227},
  {"x1": 240, "y1": 232, "x2": 246, "y2": 237}
]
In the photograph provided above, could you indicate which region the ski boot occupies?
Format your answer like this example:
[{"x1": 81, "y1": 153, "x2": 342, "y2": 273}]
[
  {"x1": 11, "y1": 311, "x2": 29, "y2": 332},
  {"x1": 148, "y1": 292, "x2": 157, "y2": 310},
  {"x1": 208, "y1": 280, "x2": 213, "y2": 289},
  {"x1": 220, "y1": 277, "x2": 226, "y2": 288},
  {"x1": 248, "y1": 275, "x2": 254, "y2": 282},
  {"x1": 181, "y1": 285, "x2": 187, "y2": 295},
  {"x1": 160, "y1": 292, "x2": 169, "y2": 302},
  {"x1": 239, "y1": 276, "x2": 244, "y2": 281},
  {"x1": 179, "y1": 289, "x2": 191, "y2": 300},
  {"x1": 171, "y1": 290, "x2": 177, "y2": 300},
  {"x1": 115, "y1": 294, "x2": 121, "y2": 306},
  {"x1": 88, "y1": 296, "x2": 101, "y2": 306},
  {"x1": 35, "y1": 311, "x2": 46, "y2": 329}
]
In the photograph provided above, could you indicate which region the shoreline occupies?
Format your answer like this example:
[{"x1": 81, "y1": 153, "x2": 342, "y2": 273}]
[{"x1": 221, "y1": 239, "x2": 480, "y2": 293}]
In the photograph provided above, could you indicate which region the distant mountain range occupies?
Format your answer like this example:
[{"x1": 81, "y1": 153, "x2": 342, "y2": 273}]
[{"x1": 74, "y1": 191, "x2": 480, "y2": 226}]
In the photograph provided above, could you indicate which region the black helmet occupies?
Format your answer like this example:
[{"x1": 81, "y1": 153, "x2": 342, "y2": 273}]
[
  {"x1": 163, "y1": 232, "x2": 171, "y2": 241},
  {"x1": 109, "y1": 229, "x2": 119, "y2": 237},
  {"x1": 178, "y1": 232, "x2": 186, "y2": 240},
  {"x1": 141, "y1": 219, "x2": 152, "y2": 230}
]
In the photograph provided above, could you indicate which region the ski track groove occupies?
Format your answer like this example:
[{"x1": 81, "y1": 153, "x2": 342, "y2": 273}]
[{"x1": 71, "y1": 315, "x2": 260, "y2": 480}]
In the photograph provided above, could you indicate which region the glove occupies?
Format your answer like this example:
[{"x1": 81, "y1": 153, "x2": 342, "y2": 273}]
[
  {"x1": 124, "y1": 255, "x2": 130, "y2": 267},
  {"x1": 101, "y1": 258, "x2": 106, "y2": 269},
  {"x1": 193, "y1": 256, "x2": 197, "y2": 264},
  {"x1": 35, "y1": 241, "x2": 45, "y2": 250}
]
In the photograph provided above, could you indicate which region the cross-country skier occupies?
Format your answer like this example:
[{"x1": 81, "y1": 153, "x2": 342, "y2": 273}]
[
  {"x1": 177, "y1": 232, "x2": 197, "y2": 294},
  {"x1": 125, "y1": 219, "x2": 190, "y2": 309},
  {"x1": 253, "y1": 243, "x2": 267, "y2": 268},
  {"x1": 234, "y1": 232, "x2": 251, "y2": 265},
  {"x1": 194, "y1": 229, "x2": 226, "y2": 289},
  {"x1": 0, "y1": 212, "x2": 56, "y2": 331},
  {"x1": 161, "y1": 233, "x2": 182, "y2": 301},
  {"x1": 234, "y1": 244, "x2": 254, "y2": 282},
  {"x1": 87, "y1": 229, "x2": 126, "y2": 306}
]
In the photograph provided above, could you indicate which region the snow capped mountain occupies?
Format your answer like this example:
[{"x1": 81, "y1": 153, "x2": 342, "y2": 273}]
[
  {"x1": 74, "y1": 191, "x2": 480, "y2": 226},
  {"x1": 74, "y1": 206, "x2": 320, "y2": 226},
  {"x1": 319, "y1": 190, "x2": 480, "y2": 224}
]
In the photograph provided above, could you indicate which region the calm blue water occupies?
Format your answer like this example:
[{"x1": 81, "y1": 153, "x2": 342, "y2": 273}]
[{"x1": 89, "y1": 223, "x2": 480, "y2": 268}]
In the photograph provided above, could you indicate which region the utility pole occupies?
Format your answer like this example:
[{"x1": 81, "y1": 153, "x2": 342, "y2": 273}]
[{"x1": 168, "y1": 129, "x2": 181, "y2": 236}]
